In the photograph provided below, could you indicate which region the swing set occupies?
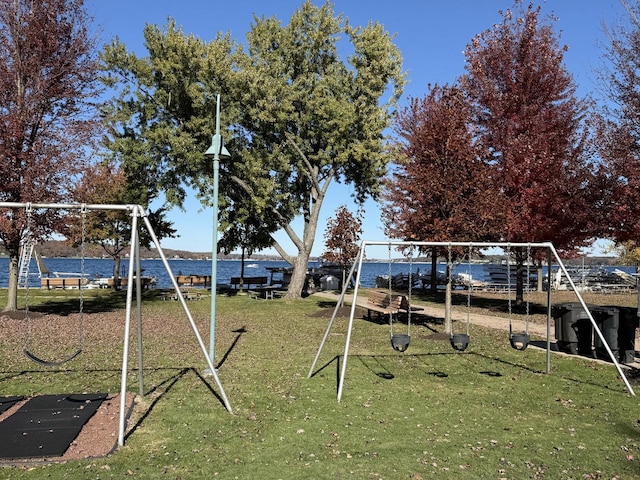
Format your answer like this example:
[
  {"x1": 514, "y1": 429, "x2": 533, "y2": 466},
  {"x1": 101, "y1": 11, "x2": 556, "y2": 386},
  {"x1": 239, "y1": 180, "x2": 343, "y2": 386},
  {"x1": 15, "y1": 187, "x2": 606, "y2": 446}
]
[
  {"x1": 1, "y1": 201, "x2": 233, "y2": 447},
  {"x1": 309, "y1": 240, "x2": 635, "y2": 401}
]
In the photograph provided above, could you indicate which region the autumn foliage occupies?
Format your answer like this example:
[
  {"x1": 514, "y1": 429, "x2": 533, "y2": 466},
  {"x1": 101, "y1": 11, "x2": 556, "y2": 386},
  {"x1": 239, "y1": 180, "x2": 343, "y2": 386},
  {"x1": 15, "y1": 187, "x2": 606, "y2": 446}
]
[
  {"x1": 0, "y1": 0, "x2": 101, "y2": 310},
  {"x1": 322, "y1": 205, "x2": 363, "y2": 268},
  {"x1": 461, "y1": 1, "x2": 597, "y2": 252},
  {"x1": 383, "y1": 84, "x2": 496, "y2": 252},
  {"x1": 385, "y1": 2, "x2": 598, "y2": 256}
]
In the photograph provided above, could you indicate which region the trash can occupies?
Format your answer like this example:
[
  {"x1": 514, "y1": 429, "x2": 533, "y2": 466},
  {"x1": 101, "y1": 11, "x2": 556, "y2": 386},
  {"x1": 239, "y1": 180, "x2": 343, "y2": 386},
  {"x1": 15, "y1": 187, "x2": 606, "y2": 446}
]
[
  {"x1": 592, "y1": 306, "x2": 619, "y2": 361},
  {"x1": 320, "y1": 275, "x2": 339, "y2": 291},
  {"x1": 618, "y1": 307, "x2": 639, "y2": 363},
  {"x1": 552, "y1": 302, "x2": 594, "y2": 356}
]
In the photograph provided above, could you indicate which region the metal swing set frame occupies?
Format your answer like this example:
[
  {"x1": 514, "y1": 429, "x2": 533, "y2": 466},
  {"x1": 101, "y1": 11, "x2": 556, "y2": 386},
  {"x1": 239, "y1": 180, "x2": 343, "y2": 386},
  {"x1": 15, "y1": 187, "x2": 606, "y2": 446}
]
[
  {"x1": 0, "y1": 201, "x2": 233, "y2": 447},
  {"x1": 309, "y1": 240, "x2": 636, "y2": 401}
]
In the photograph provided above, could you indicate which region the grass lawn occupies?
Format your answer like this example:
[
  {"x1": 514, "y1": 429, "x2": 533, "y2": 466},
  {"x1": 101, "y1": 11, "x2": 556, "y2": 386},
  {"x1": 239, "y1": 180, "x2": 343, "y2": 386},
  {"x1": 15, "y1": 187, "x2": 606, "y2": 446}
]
[{"x1": 0, "y1": 287, "x2": 639, "y2": 479}]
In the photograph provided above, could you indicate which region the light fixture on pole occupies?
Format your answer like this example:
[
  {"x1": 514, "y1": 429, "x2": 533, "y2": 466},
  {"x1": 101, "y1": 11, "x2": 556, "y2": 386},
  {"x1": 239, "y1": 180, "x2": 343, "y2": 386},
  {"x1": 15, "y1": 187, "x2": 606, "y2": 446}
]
[{"x1": 204, "y1": 93, "x2": 231, "y2": 373}]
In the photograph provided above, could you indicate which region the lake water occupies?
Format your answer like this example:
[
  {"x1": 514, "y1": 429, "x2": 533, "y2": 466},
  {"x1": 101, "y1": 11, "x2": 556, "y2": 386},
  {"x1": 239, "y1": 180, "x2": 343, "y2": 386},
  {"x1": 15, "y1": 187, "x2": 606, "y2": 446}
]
[{"x1": 0, "y1": 256, "x2": 634, "y2": 290}]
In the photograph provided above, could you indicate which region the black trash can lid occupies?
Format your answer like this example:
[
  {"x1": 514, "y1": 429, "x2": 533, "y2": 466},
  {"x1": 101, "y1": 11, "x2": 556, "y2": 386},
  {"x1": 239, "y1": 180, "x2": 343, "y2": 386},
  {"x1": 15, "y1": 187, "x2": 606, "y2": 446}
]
[{"x1": 552, "y1": 302, "x2": 595, "y2": 310}]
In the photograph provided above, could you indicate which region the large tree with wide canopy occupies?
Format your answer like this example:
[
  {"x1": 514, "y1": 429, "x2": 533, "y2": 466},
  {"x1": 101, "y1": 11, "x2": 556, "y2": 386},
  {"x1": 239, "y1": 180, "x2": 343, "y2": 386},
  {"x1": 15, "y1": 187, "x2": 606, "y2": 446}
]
[{"x1": 100, "y1": 1, "x2": 405, "y2": 298}]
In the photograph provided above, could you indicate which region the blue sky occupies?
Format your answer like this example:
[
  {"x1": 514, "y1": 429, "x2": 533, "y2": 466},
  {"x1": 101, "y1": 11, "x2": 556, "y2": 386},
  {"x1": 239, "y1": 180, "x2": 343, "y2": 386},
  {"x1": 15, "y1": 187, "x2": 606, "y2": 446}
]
[{"x1": 87, "y1": 0, "x2": 626, "y2": 258}]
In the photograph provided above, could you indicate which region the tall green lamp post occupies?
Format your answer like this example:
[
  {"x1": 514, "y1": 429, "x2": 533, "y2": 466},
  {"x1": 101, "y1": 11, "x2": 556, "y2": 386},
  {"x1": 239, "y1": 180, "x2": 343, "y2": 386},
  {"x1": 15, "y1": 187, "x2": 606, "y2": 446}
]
[{"x1": 204, "y1": 94, "x2": 230, "y2": 371}]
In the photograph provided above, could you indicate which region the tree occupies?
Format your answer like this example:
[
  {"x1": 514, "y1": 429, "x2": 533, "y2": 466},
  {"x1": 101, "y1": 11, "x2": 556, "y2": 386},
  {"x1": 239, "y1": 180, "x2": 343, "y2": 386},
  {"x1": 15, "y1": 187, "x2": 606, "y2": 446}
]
[
  {"x1": 383, "y1": 84, "x2": 494, "y2": 329},
  {"x1": 231, "y1": 1, "x2": 405, "y2": 299},
  {"x1": 322, "y1": 205, "x2": 363, "y2": 286},
  {"x1": 460, "y1": 1, "x2": 598, "y2": 303},
  {"x1": 99, "y1": 21, "x2": 239, "y2": 210},
  {"x1": 382, "y1": 84, "x2": 497, "y2": 264},
  {"x1": 100, "y1": 1, "x2": 405, "y2": 299},
  {"x1": 73, "y1": 162, "x2": 129, "y2": 288},
  {"x1": 596, "y1": 0, "x2": 640, "y2": 248},
  {"x1": 0, "y1": 0, "x2": 101, "y2": 311},
  {"x1": 72, "y1": 162, "x2": 176, "y2": 290}
]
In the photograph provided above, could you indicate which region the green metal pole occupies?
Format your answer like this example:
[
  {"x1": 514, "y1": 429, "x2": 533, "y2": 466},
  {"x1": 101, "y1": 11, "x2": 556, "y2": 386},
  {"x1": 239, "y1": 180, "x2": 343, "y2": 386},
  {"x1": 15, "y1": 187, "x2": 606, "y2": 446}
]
[{"x1": 209, "y1": 94, "x2": 221, "y2": 364}]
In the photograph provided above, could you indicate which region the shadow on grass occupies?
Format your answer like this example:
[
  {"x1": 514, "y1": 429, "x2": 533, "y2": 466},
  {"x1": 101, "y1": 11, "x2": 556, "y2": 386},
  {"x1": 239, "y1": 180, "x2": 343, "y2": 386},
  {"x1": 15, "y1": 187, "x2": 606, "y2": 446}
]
[
  {"x1": 124, "y1": 366, "x2": 228, "y2": 443},
  {"x1": 0, "y1": 366, "x2": 122, "y2": 386},
  {"x1": 216, "y1": 326, "x2": 247, "y2": 370},
  {"x1": 310, "y1": 349, "x2": 628, "y2": 396}
]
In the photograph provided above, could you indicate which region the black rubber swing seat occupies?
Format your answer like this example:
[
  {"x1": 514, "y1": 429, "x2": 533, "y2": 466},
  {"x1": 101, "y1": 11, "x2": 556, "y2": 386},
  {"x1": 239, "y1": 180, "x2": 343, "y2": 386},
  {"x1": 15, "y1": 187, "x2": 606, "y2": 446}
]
[
  {"x1": 23, "y1": 348, "x2": 82, "y2": 367},
  {"x1": 450, "y1": 333, "x2": 470, "y2": 352},
  {"x1": 509, "y1": 333, "x2": 530, "y2": 351},
  {"x1": 391, "y1": 334, "x2": 411, "y2": 352}
]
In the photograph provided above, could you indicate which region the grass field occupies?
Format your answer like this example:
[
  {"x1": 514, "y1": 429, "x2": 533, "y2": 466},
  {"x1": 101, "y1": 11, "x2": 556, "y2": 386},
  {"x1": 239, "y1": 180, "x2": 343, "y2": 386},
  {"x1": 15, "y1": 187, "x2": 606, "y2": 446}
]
[{"x1": 0, "y1": 287, "x2": 639, "y2": 479}]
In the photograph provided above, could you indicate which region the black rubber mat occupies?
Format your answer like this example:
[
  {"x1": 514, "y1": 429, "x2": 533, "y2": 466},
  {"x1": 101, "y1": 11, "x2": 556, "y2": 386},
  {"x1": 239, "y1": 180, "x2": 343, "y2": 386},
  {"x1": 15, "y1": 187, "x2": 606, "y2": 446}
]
[
  {"x1": 0, "y1": 396, "x2": 24, "y2": 415},
  {"x1": 0, "y1": 393, "x2": 106, "y2": 459}
]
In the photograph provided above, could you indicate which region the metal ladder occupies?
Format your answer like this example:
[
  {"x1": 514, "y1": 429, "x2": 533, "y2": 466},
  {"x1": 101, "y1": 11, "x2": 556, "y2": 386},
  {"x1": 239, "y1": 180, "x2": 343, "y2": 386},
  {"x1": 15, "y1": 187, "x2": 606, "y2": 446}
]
[{"x1": 18, "y1": 240, "x2": 35, "y2": 288}]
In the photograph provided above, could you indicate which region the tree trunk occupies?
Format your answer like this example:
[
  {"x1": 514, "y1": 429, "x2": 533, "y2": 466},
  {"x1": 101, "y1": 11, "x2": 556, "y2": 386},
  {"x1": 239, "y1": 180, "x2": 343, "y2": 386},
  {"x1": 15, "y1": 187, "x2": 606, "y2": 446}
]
[
  {"x1": 4, "y1": 252, "x2": 19, "y2": 312},
  {"x1": 430, "y1": 249, "x2": 438, "y2": 293},
  {"x1": 239, "y1": 247, "x2": 246, "y2": 293},
  {"x1": 112, "y1": 255, "x2": 121, "y2": 291},
  {"x1": 285, "y1": 253, "x2": 310, "y2": 299}
]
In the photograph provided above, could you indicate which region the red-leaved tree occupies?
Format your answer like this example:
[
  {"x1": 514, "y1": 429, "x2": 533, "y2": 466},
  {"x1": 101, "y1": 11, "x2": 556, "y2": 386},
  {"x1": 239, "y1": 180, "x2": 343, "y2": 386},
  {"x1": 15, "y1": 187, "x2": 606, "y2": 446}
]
[
  {"x1": 383, "y1": 84, "x2": 496, "y2": 243},
  {"x1": 0, "y1": 0, "x2": 101, "y2": 311},
  {"x1": 322, "y1": 205, "x2": 363, "y2": 272},
  {"x1": 383, "y1": 83, "x2": 497, "y2": 295},
  {"x1": 596, "y1": 0, "x2": 640, "y2": 248},
  {"x1": 460, "y1": 1, "x2": 598, "y2": 302}
]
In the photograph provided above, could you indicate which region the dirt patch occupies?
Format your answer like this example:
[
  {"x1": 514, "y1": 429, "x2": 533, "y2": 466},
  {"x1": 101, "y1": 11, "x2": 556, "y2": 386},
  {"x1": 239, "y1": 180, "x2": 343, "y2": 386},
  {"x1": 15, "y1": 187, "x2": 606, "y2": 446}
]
[{"x1": 0, "y1": 392, "x2": 135, "y2": 465}]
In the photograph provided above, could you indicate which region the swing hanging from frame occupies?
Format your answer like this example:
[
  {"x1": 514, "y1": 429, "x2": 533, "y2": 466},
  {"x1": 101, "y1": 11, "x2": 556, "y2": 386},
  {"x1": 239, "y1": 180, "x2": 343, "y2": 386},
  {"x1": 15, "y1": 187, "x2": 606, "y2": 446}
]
[
  {"x1": 22, "y1": 205, "x2": 86, "y2": 366},
  {"x1": 389, "y1": 244, "x2": 413, "y2": 353},
  {"x1": 507, "y1": 244, "x2": 531, "y2": 351},
  {"x1": 450, "y1": 244, "x2": 470, "y2": 352}
]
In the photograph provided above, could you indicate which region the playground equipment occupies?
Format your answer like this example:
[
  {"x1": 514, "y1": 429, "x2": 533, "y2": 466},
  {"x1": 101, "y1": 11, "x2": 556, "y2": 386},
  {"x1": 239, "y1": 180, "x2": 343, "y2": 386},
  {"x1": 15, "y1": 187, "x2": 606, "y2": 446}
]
[
  {"x1": 308, "y1": 240, "x2": 635, "y2": 401},
  {"x1": 0, "y1": 201, "x2": 233, "y2": 447}
]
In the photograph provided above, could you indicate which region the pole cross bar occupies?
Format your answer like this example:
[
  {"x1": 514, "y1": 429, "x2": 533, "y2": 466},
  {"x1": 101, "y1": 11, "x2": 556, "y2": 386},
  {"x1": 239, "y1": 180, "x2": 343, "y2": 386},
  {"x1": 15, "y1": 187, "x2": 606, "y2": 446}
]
[
  {"x1": 360, "y1": 240, "x2": 555, "y2": 249},
  {"x1": 0, "y1": 201, "x2": 140, "y2": 212}
]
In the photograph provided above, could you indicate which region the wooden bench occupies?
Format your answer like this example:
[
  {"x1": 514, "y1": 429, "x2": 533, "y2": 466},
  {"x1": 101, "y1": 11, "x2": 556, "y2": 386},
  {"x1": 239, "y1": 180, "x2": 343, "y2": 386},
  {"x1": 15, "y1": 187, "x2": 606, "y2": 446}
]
[
  {"x1": 229, "y1": 276, "x2": 268, "y2": 290},
  {"x1": 355, "y1": 290, "x2": 405, "y2": 321},
  {"x1": 41, "y1": 277, "x2": 87, "y2": 290},
  {"x1": 176, "y1": 275, "x2": 211, "y2": 287}
]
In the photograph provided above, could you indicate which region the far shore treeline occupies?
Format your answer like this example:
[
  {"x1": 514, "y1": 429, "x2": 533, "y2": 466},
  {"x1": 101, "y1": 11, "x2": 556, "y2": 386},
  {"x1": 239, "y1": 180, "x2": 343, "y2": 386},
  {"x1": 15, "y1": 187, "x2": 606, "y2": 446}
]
[{"x1": 0, "y1": 240, "x2": 626, "y2": 266}]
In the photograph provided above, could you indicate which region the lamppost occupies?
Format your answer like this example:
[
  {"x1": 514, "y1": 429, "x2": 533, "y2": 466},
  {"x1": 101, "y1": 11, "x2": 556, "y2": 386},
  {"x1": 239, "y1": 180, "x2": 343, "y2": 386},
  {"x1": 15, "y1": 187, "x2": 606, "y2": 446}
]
[{"x1": 204, "y1": 94, "x2": 230, "y2": 371}]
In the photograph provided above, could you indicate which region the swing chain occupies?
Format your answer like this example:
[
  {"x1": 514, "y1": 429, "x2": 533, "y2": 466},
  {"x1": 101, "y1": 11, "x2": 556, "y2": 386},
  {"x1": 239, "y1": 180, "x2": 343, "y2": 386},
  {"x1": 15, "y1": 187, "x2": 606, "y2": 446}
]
[
  {"x1": 388, "y1": 244, "x2": 394, "y2": 337},
  {"x1": 467, "y1": 243, "x2": 472, "y2": 334},
  {"x1": 506, "y1": 244, "x2": 512, "y2": 317},
  {"x1": 407, "y1": 243, "x2": 413, "y2": 336},
  {"x1": 23, "y1": 205, "x2": 33, "y2": 335},
  {"x1": 79, "y1": 204, "x2": 87, "y2": 318},
  {"x1": 525, "y1": 243, "x2": 531, "y2": 334},
  {"x1": 22, "y1": 204, "x2": 86, "y2": 366}
]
